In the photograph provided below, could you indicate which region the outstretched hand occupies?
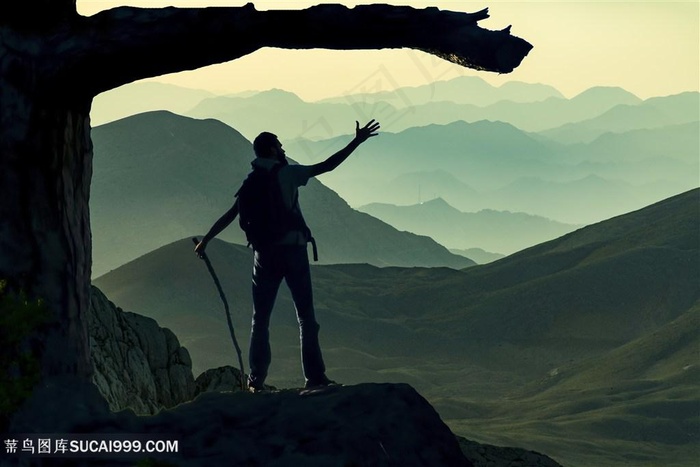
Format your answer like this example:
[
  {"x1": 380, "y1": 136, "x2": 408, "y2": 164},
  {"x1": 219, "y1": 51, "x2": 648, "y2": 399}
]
[{"x1": 355, "y1": 120, "x2": 380, "y2": 144}]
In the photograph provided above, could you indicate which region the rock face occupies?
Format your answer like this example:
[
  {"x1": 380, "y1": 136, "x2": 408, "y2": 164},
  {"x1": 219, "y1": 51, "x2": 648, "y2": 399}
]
[{"x1": 88, "y1": 286, "x2": 196, "y2": 414}]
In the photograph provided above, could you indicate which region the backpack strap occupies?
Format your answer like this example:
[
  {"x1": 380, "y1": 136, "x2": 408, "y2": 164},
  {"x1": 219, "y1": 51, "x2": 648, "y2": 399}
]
[{"x1": 309, "y1": 235, "x2": 318, "y2": 262}]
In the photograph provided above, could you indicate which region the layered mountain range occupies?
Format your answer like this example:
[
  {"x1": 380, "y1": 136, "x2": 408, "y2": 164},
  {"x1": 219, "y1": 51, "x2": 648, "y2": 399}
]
[
  {"x1": 91, "y1": 76, "x2": 698, "y2": 233},
  {"x1": 90, "y1": 111, "x2": 473, "y2": 277},
  {"x1": 287, "y1": 117, "x2": 697, "y2": 224}
]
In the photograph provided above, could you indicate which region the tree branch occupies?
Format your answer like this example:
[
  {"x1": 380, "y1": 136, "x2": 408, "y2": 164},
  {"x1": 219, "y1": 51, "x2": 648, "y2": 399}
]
[{"x1": 55, "y1": 3, "x2": 531, "y2": 97}]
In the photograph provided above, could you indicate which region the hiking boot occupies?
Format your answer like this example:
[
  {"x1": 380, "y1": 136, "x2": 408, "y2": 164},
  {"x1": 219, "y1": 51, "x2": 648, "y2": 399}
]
[
  {"x1": 304, "y1": 376, "x2": 338, "y2": 389},
  {"x1": 247, "y1": 377, "x2": 266, "y2": 394}
]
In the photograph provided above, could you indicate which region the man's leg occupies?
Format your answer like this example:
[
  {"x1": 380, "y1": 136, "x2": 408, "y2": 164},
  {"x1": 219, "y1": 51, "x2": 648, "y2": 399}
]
[
  {"x1": 249, "y1": 248, "x2": 283, "y2": 389},
  {"x1": 284, "y1": 246, "x2": 326, "y2": 383}
]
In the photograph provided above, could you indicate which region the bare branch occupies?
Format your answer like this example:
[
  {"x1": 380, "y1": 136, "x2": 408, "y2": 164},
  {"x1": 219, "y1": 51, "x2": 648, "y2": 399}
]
[{"x1": 55, "y1": 3, "x2": 531, "y2": 96}]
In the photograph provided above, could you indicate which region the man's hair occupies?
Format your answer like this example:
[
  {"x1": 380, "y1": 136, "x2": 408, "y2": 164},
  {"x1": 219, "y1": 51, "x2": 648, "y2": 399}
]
[{"x1": 253, "y1": 132, "x2": 278, "y2": 158}]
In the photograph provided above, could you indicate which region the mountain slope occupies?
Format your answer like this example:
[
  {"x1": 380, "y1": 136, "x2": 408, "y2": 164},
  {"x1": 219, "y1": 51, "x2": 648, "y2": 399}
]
[
  {"x1": 95, "y1": 189, "x2": 699, "y2": 381},
  {"x1": 485, "y1": 175, "x2": 695, "y2": 225},
  {"x1": 452, "y1": 302, "x2": 699, "y2": 467},
  {"x1": 91, "y1": 81, "x2": 215, "y2": 126},
  {"x1": 287, "y1": 120, "x2": 563, "y2": 193},
  {"x1": 90, "y1": 111, "x2": 472, "y2": 276},
  {"x1": 95, "y1": 189, "x2": 699, "y2": 467}
]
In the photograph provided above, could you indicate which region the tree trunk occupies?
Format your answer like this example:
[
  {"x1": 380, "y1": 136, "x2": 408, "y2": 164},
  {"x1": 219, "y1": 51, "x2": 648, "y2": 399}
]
[{"x1": 0, "y1": 79, "x2": 93, "y2": 381}]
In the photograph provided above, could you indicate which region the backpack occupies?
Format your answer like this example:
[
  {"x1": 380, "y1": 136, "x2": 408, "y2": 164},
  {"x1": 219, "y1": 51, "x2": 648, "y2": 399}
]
[{"x1": 236, "y1": 164, "x2": 318, "y2": 260}]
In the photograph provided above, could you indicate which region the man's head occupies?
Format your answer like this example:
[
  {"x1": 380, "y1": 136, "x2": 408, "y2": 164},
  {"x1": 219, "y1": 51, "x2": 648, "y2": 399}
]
[{"x1": 253, "y1": 132, "x2": 285, "y2": 161}]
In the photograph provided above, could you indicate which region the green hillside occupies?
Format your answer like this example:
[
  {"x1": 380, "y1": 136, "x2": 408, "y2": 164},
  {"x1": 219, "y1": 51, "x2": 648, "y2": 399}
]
[
  {"x1": 95, "y1": 189, "x2": 699, "y2": 466},
  {"x1": 449, "y1": 302, "x2": 699, "y2": 467}
]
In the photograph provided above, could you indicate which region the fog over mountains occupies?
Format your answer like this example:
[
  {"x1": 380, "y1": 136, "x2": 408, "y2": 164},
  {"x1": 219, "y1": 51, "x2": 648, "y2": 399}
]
[
  {"x1": 91, "y1": 75, "x2": 698, "y2": 260},
  {"x1": 317, "y1": 75, "x2": 565, "y2": 107},
  {"x1": 288, "y1": 118, "x2": 697, "y2": 224},
  {"x1": 90, "y1": 111, "x2": 473, "y2": 277}
]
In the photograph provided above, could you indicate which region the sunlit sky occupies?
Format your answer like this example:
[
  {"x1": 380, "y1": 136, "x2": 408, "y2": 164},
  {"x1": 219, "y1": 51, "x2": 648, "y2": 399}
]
[{"x1": 77, "y1": 1, "x2": 699, "y2": 101}]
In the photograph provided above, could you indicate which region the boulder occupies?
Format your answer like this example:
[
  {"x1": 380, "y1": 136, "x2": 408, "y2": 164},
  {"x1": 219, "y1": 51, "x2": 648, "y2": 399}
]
[{"x1": 88, "y1": 286, "x2": 196, "y2": 414}]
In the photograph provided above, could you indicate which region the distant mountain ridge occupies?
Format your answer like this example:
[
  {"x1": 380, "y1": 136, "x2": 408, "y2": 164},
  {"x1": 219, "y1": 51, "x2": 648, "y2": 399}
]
[
  {"x1": 89, "y1": 79, "x2": 696, "y2": 143},
  {"x1": 288, "y1": 119, "x2": 560, "y2": 193},
  {"x1": 91, "y1": 81, "x2": 215, "y2": 126},
  {"x1": 563, "y1": 121, "x2": 699, "y2": 164},
  {"x1": 90, "y1": 111, "x2": 472, "y2": 277},
  {"x1": 541, "y1": 91, "x2": 699, "y2": 144},
  {"x1": 89, "y1": 81, "x2": 698, "y2": 228},
  {"x1": 317, "y1": 75, "x2": 564, "y2": 107},
  {"x1": 182, "y1": 83, "x2": 645, "y2": 139},
  {"x1": 358, "y1": 197, "x2": 581, "y2": 255},
  {"x1": 186, "y1": 88, "x2": 398, "y2": 141},
  {"x1": 288, "y1": 118, "x2": 697, "y2": 224}
]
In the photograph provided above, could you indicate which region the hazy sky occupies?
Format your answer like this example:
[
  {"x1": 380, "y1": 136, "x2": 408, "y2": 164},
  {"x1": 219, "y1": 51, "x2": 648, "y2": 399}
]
[{"x1": 77, "y1": 1, "x2": 699, "y2": 101}]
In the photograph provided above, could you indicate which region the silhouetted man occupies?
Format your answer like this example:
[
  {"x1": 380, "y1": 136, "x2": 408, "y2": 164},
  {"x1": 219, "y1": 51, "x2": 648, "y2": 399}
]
[{"x1": 195, "y1": 120, "x2": 380, "y2": 391}]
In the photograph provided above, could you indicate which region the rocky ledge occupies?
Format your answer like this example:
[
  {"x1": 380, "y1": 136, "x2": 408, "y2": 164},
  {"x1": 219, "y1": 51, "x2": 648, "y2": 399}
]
[
  {"x1": 7, "y1": 287, "x2": 563, "y2": 466},
  {"x1": 9, "y1": 378, "x2": 471, "y2": 466}
]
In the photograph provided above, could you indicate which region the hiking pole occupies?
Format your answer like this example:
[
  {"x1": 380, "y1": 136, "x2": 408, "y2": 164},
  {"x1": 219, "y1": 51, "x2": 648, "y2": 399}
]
[{"x1": 192, "y1": 237, "x2": 246, "y2": 391}]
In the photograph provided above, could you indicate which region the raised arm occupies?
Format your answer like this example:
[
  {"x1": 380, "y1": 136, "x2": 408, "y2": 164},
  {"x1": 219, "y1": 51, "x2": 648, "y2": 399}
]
[
  {"x1": 56, "y1": 4, "x2": 531, "y2": 97},
  {"x1": 309, "y1": 121, "x2": 381, "y2": 177}
]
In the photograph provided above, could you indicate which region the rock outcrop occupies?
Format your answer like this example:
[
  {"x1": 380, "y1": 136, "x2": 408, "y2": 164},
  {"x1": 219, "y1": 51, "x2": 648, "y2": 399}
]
[
  {"x1": 9, "y1": 381, "x2": 473, "y2": 466},
  {"x1": 76, "y1": 286, "x2": 560, "y2": 467},
  {"x1": 88, "y1": 286, "x2": 196, "y2": 414},
  {"x1": 458, "y1": 437, "x2": 563, "y2": 467},
  {"x1": 194, "y1": 365, "x2": 245, "y2": 394}
]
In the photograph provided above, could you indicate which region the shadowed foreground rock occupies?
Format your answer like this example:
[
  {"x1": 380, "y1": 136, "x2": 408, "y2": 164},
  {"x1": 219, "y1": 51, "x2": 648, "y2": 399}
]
[
  {"x1": 458, "y1": 437, "x2": 563, "y2": 467},
  {"x1": 9, "y1": 380, "x2": 472, "y2": 466},
  {"x1": 194, "y1": 365, "x2": 245, "y2": 394}
]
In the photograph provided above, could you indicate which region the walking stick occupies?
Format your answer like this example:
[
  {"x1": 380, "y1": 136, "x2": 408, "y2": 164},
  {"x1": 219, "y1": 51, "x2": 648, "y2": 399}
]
[{"x1": 192, "y1": 237, "x2": 246, "y2": 391}]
